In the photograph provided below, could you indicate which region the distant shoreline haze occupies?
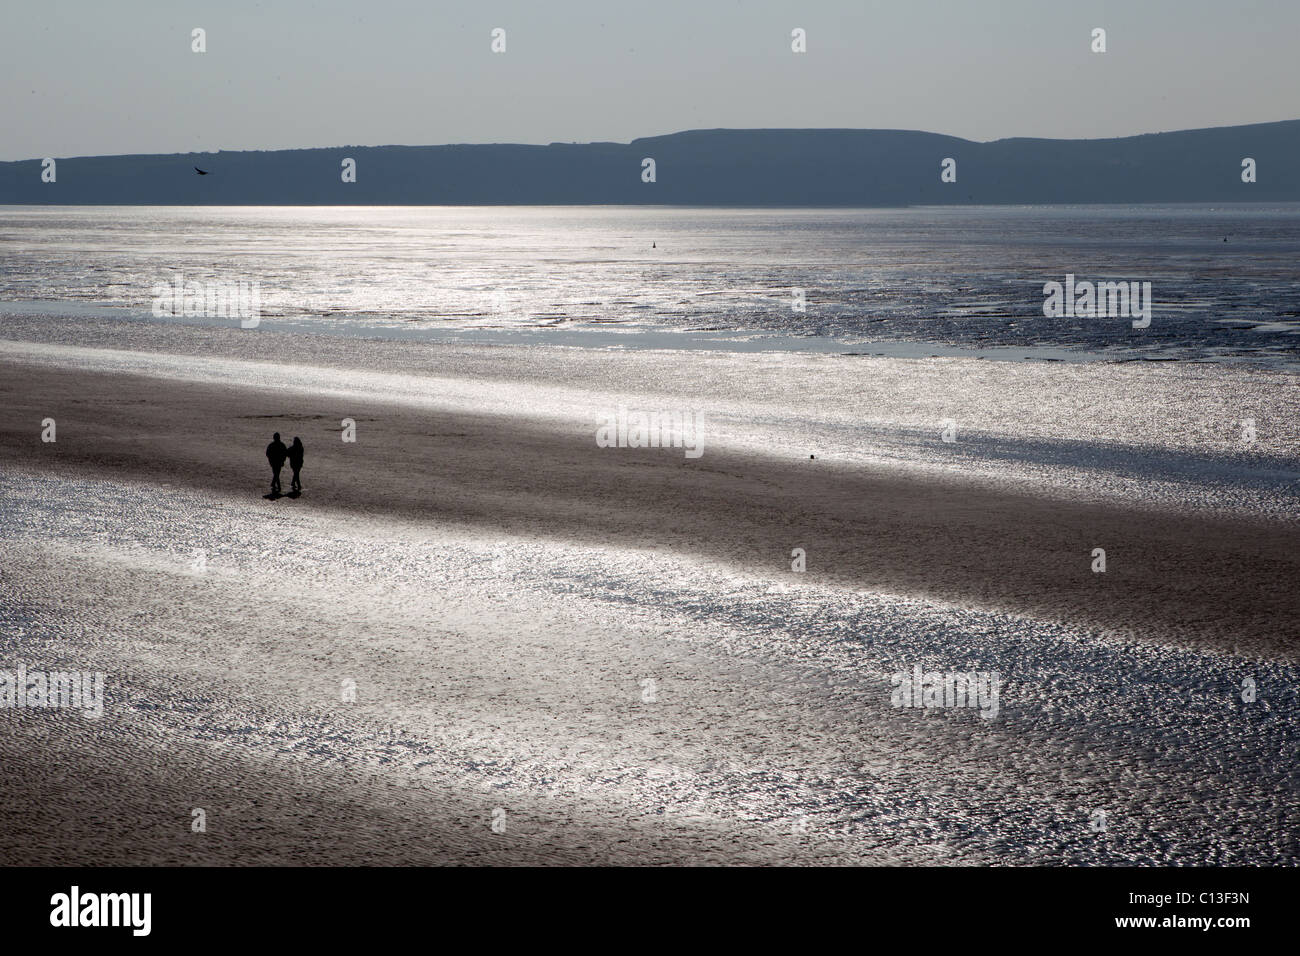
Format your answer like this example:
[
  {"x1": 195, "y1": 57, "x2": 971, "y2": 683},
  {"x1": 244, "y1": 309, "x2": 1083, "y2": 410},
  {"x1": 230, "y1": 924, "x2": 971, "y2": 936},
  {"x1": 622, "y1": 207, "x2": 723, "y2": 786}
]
[{"x1": 3, "y1": 121, "x2": 1296, "y2": 205}]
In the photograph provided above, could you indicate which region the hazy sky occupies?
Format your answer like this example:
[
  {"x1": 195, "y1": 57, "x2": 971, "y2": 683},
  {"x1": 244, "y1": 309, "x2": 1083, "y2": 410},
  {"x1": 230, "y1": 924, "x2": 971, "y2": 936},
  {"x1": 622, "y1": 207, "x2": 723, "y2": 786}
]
[{"x1": 3, "y1": 0, "x2": 1297, "y2": 161}]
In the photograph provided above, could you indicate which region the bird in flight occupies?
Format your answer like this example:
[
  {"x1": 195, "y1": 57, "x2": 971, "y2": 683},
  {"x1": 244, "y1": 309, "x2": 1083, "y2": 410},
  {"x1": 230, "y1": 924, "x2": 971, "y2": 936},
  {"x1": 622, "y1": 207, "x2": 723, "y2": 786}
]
[{"x1": 194, "y1": 167, "x2": 209, "y2": 175}]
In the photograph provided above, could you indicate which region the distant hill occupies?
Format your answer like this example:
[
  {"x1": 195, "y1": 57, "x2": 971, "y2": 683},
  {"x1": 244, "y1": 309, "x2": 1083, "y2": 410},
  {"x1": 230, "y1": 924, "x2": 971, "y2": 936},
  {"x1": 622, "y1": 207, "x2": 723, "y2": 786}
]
[{"x1": 3, "y1": 121, "x2": 1297, "y2": 205}]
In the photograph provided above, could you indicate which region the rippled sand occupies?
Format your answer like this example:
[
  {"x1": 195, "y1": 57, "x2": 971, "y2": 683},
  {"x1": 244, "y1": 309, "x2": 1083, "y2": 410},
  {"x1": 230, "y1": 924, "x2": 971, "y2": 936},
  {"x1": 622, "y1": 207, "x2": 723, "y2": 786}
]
[{"x1": 1, "y1": 318, "x2": 1297, "y2": 865}]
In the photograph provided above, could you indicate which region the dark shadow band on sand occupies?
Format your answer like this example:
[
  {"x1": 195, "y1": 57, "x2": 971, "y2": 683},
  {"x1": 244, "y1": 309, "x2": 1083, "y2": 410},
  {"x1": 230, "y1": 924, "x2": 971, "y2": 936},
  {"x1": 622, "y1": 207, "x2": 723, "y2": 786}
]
[{"x1": 3, "y1": 359, "x2": 1297, "y2": 661}]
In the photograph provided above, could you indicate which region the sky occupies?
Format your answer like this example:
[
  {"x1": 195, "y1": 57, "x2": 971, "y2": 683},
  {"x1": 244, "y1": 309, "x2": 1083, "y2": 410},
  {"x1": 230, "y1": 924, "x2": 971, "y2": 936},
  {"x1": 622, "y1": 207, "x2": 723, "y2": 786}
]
[{"x1": 2, "y1": 0, "x2": 1297, "y2": 161}]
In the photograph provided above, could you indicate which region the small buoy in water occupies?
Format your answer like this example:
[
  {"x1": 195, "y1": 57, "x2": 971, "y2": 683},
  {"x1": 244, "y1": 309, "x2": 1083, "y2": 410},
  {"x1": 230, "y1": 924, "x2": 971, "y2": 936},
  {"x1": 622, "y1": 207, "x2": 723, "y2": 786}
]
[{"x1": 652, "y1": 241, "x2": 656, "y2": 248}]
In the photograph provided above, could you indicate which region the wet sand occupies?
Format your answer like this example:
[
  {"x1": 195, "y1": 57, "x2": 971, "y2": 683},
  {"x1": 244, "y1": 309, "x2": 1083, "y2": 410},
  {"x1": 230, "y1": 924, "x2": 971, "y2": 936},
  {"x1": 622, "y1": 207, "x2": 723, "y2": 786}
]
[
  {"x1": 2, "y1": 332, "x2": 1298, "y2": 865},
  {"x1": 2, "y1": 358, "x2": 1297, "y2": 659}
]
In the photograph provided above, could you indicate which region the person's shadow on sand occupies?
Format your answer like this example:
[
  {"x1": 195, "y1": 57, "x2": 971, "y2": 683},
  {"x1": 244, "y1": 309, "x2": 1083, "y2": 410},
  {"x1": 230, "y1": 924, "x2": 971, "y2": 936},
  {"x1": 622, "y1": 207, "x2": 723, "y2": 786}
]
[{"x1": 263, "y1": 489, "x2": 301, "y2": 501}]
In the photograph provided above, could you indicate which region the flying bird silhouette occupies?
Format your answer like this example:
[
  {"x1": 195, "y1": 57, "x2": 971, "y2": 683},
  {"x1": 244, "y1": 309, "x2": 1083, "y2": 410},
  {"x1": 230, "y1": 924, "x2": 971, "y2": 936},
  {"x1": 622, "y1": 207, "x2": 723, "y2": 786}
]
[{"x1": 194, "y1": 167, "x2": 209, "y2": 175}]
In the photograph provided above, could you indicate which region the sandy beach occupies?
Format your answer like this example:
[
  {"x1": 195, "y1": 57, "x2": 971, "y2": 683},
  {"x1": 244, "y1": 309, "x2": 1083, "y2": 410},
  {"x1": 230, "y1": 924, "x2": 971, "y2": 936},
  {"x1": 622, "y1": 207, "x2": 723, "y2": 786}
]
[{"x1": 2, "y1": 319, "x2": 1298, "y2": 865}]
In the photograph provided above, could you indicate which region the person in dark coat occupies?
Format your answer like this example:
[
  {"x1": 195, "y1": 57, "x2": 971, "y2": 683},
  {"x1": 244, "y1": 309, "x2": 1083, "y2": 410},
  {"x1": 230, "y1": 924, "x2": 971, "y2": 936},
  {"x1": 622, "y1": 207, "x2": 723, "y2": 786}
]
[
  {"x1": 287, "y1": 437, "x2": 305, "y2": 493},
  {"x1": 266, "y1": 432, "x2": 288, "y2": 495}
]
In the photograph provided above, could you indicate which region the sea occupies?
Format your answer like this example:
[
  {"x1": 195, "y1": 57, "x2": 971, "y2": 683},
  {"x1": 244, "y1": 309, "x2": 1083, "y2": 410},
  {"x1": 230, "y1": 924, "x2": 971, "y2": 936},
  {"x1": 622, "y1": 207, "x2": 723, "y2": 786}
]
[{"x1": 1, "y1": 203, "x2": 1298, "y2": 365}]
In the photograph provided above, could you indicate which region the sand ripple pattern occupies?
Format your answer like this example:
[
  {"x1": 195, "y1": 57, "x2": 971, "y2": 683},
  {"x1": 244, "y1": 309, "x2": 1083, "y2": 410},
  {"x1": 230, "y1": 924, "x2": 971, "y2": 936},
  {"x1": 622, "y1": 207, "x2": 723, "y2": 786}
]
[{"x1": 2, "y1": 469, "x2": 1295, "y2": 864}]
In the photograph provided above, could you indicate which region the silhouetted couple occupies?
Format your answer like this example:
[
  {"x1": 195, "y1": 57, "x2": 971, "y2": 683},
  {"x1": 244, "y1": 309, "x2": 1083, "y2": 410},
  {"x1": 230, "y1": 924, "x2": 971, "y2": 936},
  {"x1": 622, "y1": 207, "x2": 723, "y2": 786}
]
[{"x1": 265, "y1": 432, "x2": 304, "y2": 496}]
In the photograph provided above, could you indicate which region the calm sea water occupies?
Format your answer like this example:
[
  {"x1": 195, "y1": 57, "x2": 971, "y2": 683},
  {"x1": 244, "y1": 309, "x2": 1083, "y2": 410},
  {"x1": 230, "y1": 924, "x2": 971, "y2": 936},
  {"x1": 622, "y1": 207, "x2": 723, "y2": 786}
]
[{"x1": 2, "y1": 204, "x2": 1298, "y2": 363}]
